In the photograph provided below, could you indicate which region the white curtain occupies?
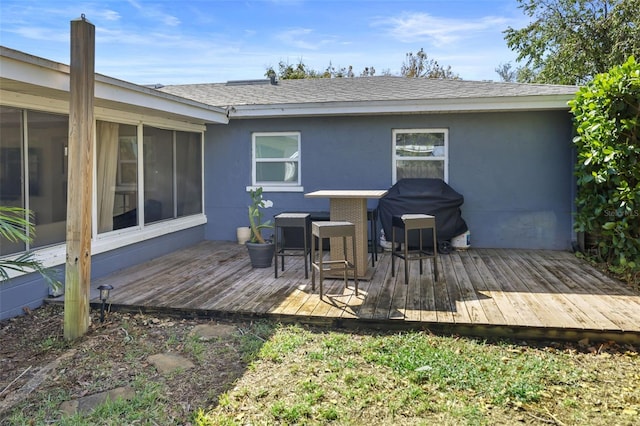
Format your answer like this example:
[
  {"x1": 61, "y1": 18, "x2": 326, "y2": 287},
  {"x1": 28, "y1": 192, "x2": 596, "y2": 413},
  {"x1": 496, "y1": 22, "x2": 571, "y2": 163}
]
[{"x1": 96, "y1": 121, "x2": 119, "y2": 233}]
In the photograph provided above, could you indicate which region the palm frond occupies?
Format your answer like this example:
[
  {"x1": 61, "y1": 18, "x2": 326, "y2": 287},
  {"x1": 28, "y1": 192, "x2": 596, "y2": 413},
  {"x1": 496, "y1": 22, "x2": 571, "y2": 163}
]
[
  {"x1": 0, "y1": 206, "x2": 61, "y2": 292},
  {"x1": 0, "y1": 206, "x2": 34, "y2": 243}
]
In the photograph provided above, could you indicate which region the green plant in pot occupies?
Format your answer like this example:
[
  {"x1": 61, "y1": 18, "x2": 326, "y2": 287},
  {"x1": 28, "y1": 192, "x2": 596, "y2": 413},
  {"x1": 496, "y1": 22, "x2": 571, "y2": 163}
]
[{"x1": 246, "y1": 187, "x2": 275, "y2": 268}]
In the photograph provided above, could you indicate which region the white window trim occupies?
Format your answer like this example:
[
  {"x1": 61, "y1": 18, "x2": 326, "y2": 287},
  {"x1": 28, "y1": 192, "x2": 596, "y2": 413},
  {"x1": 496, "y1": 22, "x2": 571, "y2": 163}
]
[
  {"x1": 252, "y1": 131, "x2": 302, "y2": 191},
  {"x1": 392, "y1": 128, "x2": 449, "y2": 183}
]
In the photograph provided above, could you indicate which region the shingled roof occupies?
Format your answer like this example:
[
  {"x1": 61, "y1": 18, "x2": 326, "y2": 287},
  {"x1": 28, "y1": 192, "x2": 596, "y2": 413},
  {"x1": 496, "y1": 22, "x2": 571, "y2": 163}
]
[{"x1": 158, "y1": 76, "x2": 579, "y2": 118}]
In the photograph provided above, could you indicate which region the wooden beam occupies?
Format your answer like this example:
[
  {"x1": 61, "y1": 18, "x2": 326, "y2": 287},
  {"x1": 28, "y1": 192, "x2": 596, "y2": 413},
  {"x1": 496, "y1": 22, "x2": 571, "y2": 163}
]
[{"x1": 64, "y1": 15, "x2": 95, "y2": 340}]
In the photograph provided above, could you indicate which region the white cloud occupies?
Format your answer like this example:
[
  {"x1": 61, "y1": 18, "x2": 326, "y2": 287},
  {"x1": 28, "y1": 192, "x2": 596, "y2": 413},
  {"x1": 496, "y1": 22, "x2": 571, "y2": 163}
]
[
  {"x1": 276, "y1": 28, "x2": 320, "y2": 50},
  {"x1": 376, "y1": 12, "x2": 510, "y2": 47},
  {"x1": 9, "y1": 26, "x2": 68, "y2": 42},
  {"x1": 101, "y1": 10, "x2": 121, "y2": 22},
  {"x1": 126, "y1": 0, "x2": 180, "y2": 27}
]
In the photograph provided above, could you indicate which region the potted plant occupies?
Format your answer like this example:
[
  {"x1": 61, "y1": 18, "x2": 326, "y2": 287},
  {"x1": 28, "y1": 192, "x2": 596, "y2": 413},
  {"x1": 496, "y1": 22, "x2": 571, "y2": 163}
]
[{"x1": 246, "y1": 187, "x2": 275, "y2": 268}]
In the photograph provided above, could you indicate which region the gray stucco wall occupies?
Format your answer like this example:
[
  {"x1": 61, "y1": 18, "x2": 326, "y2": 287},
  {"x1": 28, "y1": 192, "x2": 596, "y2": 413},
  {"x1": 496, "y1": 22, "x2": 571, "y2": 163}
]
[
  {"x1": 0, "y1": 226, "x2": 204, "y2": 320},
  {"x1": 204, "y1": 111, "x2": 574, "y2": 250}
]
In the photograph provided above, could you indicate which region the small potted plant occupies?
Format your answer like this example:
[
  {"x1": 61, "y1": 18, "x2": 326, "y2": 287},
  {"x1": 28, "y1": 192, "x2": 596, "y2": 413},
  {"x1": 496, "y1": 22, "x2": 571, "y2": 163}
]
[{"x1": 246, "y1": 187, "x2": 275, "y2": 268}]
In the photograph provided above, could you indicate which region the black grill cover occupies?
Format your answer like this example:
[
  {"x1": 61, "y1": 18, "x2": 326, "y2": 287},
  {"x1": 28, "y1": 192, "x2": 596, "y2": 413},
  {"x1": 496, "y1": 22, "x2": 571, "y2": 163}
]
[{"x1": 378, "y1": 178, "x2": 468, "y2": 248}]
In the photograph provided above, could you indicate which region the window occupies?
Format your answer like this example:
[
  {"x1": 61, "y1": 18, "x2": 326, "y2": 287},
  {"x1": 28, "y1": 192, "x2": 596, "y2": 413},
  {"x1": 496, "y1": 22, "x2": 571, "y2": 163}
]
[
  {"x1": 1, "y1": 104, "x2": 205, "y2": 267},
  {"x1": 0, "y1": 107, "x2": 69, "y2": 255},
  {"x1": 175, "y1": 131, "x2": 203, "y2": 217},
  {"x1": 393, "y1": 129, "x2": 448, "y2": 183},
  {"x1": 144, "y1": 126, "x2": 174, "y2": 224},
  {"x1": 252, "y1": 132, "x2": 301, "y2": 187},
  {"x1": 97, "y1": 123, "x2": 203, "y2": 232},
  {"x1": 97, "y1": 121, "x2": 138, "y2": 233},
  {"x1": 143, "y1": 126, "x2": 203, "y2": 225}
]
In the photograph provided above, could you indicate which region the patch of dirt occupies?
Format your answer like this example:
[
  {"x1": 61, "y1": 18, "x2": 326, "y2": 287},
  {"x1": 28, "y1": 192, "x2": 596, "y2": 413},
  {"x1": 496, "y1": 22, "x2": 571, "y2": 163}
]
[
  {"x1": 1, "y1": 303, "x2": 639, "y2": 425},
  {"x1": 0, "y1": 303, "x2": 257, "y2": 423}
]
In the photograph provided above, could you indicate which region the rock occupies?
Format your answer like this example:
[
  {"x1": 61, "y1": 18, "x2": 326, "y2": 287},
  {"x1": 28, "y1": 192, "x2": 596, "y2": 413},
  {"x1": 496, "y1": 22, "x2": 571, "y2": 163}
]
[
  {"x1": 190, "y1": 324, "x2": 236, "y2": 341},
  {"x1": 147, "y1": 353, "x2": 195, "y2": 374},
  {"x1": 59, "y1": 386, "x2": 135, "y2": 416}
]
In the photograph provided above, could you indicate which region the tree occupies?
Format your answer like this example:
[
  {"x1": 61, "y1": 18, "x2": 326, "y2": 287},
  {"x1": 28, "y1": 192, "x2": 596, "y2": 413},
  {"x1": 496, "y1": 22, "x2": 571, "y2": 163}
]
[
  {"x1": 266, "y1": 60, "x2": 357, "y2": 80},
  {"x1": 495, "y1": 62, "x2": 517, "y2": 82},
  {"x1": 400, "y1": 48, "x2": 460, "y2": 79},
  {"x1": 0, "y1": 206, "x2": 61, "y2": 291},
  {"x1": 265, "y1": 50, "x2": 459, "y2": 80},
  {"x1": 360, "y1": 66, "x2": 376, "y2": 77},
  {"x1": 504, "y1": 0, "x2": 640, "y2": 85},
  {"x1": 568, "y1": 56, "x2": 639, "y2": 275},
  {"x1": 266, "y1": 60, "x2": 321, "y2": 80}
]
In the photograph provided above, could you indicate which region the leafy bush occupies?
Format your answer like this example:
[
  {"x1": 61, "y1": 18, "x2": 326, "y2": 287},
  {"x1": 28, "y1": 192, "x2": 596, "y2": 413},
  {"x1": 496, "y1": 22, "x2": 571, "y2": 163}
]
[{"x1": 569, "y1": 56, "x2": 640, "y2": 275}]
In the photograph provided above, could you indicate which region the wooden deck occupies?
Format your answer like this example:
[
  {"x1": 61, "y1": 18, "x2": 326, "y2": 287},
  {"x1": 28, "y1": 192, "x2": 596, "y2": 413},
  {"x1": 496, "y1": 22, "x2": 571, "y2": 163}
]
[{"x1": 75, "y1": 241, "x2": 640, "y2": 343}]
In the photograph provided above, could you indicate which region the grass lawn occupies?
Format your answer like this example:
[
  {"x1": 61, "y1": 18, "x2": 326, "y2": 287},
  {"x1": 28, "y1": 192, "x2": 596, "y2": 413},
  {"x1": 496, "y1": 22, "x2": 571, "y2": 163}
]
[{"x1": 1, "y1": 305, "x2": 638, "y2": 425}]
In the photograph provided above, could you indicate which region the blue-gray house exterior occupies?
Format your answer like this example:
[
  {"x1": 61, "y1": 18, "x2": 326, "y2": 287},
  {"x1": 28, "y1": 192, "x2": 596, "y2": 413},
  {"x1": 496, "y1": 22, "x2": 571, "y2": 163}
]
[
  {"x1": 160, "y1": 77, "x2": 577, "y2": 251},
  {"x1": 203, "y1": 111, "x2": 574, "y2": 250},
  {"x1": 0, "y1": 48, "x2": 578, "y2": 320}
]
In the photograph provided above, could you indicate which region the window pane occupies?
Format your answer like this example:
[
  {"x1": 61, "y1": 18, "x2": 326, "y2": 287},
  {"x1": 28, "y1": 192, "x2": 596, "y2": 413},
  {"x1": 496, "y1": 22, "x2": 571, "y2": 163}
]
[
  {"x1": 256, "y1": 162, "x2": 298, "y2": 183},
  {"x1": 98, "y1": 121, "x2": 138, "y2": 232},
  {"x1": 27, "y1": 111, "x2": 68, "y2": 249},
  {"x1": 0, "y1": 107, "x2": 25, "y2": 255},
  {"x1": 144, "y1": 126, "x2": 174, "y2": 224},
  {"x1": 255, "y1": 135, "x2": 299, "y2": 159},
  {"x1": 396, "y1": 132, "x2": 445, "y2": 157},
  {"x1": 396, "y1": 160, "x2": 444, "y2": 180},
  {"x1": 176, "y1": 131, "x2": 202, "y2": 217}
]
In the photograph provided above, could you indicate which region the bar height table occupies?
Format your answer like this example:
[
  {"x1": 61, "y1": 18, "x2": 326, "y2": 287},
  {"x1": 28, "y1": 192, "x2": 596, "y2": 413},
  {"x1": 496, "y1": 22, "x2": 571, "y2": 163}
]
[{"x1": 304, "y1": 190, "x2": 388, "y2": 280}]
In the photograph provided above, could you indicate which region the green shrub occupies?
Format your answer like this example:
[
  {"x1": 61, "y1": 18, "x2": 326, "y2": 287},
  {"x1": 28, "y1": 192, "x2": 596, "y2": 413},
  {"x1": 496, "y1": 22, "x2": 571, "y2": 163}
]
[{"x1": 569, "y1": 56, "x2": 640, "y2": 274}]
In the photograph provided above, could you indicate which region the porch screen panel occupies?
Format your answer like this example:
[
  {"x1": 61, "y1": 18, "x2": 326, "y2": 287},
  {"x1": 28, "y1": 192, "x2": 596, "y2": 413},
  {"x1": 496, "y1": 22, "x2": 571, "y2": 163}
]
[
  {"x1": 0, "y1": 107, "x2": 25, "y2": 255},
  {"x1": 143, "y1": 126, "x2": 174, "y2": 224},
  {"x1": 175, "y1": 131, "x2": 202, "y2": 217},
  {"x1": 27, "y1": 111, "x2": 68, "y2": 249}
]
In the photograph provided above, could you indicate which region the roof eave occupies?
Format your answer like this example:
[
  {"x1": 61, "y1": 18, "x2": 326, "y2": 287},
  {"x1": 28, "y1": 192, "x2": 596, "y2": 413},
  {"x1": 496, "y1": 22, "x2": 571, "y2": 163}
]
[
  {"x1": 228, "y1": 94, "x2": 575, "y2": 119},
  {"x1": 0, "y1": 46, "x2": 229, "y2": 125}
]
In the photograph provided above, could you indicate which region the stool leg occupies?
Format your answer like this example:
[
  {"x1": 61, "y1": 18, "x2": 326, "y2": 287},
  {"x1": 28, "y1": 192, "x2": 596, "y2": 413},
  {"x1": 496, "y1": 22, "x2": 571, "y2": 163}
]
[
  {"x1": 433, "y1": 225, "x2": 439, "y2": 282},
  {"x1": 370, "y1": 216, "x2": 375, "y2": 268},
  {"x1": 311, "y1": 233, "x2": 316, "y2": 291},
  {"x1": 303, "y1": 226, "x2": 309, "y2": 279},
  {"x1": 342, "y1": 235, "x2": 348, "y2": 286},
  {"x1": 319, "y1": 237, "x2": 324, "y2": 299},
  {"x1": 274, "y1": 225, "x2": 279, "y2": 278},
  {"x1": 419, "y1": 228, "x2": 423, "y2": 276},
  {"x1": 404, "y1": 227, "x2": 409, "y2": 285},
  {"x1": 373, "y1": 216, "x2": 378, "y2": 262},
  {"x1": 391, "y1": 226, "x2": 396, "y2": 277},
  {"x1": 351, "y1": 233, "x2": 358, "y2": 296}
]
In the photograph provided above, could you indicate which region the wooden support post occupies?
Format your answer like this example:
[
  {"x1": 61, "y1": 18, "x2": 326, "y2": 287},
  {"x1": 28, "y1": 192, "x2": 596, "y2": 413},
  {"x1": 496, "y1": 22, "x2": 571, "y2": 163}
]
[{"x1": 64, "y1": 15, "x2": 95, "y2": 341}]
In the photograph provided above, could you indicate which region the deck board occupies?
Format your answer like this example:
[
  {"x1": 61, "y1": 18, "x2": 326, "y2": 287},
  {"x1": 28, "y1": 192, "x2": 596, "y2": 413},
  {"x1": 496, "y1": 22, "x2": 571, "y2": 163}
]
[{"x1": 67, "y1": 241, "x2": 640, "y2": 344}]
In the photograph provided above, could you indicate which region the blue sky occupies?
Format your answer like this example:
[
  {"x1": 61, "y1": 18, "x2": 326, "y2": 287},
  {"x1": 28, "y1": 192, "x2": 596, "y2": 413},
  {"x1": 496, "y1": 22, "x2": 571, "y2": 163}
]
[{"x1": 0, "y1": 0, "x2": 529, "y2": 85}]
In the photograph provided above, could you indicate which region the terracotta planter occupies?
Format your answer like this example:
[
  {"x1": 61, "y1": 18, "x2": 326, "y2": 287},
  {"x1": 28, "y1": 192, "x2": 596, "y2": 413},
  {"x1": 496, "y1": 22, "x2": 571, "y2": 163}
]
[{"x1": 246, "y1": 242, "x2": 274, "y2": 268}]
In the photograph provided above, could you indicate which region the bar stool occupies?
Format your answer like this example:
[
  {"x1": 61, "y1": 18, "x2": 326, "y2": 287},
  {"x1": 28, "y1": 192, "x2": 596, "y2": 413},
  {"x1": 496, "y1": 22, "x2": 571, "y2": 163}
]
[
  {"x1": 311, "y1": 221, "x2": 358, "y2": 299},
  {"x1": 391, "y1": 214, "x2": 439, "y2": 285},
  {"x1": 367, "y1": 208, "x2": 378, "y2": 267},
  {"x1": 274, "y1": 213, "x2": 311, "y2": 279}
]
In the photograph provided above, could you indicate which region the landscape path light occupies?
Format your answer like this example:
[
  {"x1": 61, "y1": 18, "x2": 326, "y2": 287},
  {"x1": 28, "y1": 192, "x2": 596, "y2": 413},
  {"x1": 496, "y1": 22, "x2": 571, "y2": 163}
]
[{"x1": 97, "y1": 284, "x2": 113, "y2": 323}]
